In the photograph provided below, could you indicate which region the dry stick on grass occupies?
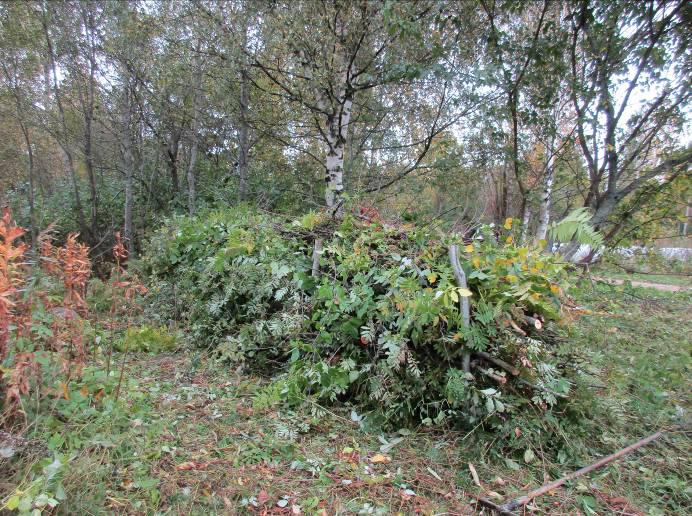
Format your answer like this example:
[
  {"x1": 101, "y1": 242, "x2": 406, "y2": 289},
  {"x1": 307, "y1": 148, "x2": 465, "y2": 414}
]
[{"x1": 477, "y1": 431, "x2": 663, "y2": 514}]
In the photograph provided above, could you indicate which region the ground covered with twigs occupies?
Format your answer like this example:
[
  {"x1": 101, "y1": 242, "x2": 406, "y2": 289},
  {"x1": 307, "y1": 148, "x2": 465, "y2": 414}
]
[{"x1": 2, "y1": 283, "x2": 689, "y2": 515}]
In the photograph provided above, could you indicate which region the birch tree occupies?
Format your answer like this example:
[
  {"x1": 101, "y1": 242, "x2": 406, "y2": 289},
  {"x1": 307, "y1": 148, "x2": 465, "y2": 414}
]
[
  {"x1": 568, "y1": 0, "x2": 691, "y2": 240},
  {"x1": 252, "y1": 0, "x2": 452, "y2": 217}
]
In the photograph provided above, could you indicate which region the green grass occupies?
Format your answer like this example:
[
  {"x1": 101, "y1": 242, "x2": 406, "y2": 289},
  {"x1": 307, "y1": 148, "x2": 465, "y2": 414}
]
[
  {"x1": 595, "y1": 269, "x2": 691, "y2": 287},
  {"x1": 2, "y1": 285, "x2": 690, "y2": 514}
]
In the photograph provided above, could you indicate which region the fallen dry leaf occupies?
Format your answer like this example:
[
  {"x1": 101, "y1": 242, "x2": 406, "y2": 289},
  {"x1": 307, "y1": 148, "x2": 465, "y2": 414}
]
[
  {"x1": 370, "y1": 453, "x2": 391, "y2": 464},
  {"x1": 468, "y1": 463, "x2": 482, "y2": 487},
  {"x1": 257, "y1": 490, "x2": 269, "y2": 506},
  {"x1": 176, "y1": 461, "x2": 206, "y2": 471}
]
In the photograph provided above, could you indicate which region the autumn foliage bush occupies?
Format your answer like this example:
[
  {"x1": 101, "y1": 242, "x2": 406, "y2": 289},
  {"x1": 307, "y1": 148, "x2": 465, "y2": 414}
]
[
  {"x1": 0, "y1": 208, "x2": 93, "y2": 426},
  {"x1": 145, "y1": 208, "x2": 577, "y2": 427}
]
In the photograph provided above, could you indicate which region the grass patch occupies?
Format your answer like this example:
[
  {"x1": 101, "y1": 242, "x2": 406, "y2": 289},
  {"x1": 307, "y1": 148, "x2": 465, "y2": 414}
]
[
  {"x1": 594, "y1": 269, "x2": 691, "y2": 288},
  {"x1": 2, "y1": 285, "x2": 689, "y2": 514}
]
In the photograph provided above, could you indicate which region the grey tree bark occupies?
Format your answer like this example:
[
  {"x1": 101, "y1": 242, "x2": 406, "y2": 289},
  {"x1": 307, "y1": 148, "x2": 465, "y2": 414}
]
[
  {"x1": 120, "y1": 79, "x2": 136, "y2": 256},
  {"x1": 187, "y1": 40, "x2": 203, "y2": 216},
  {"x1": 237, "y1": 19, "x2": 250, "y2": 202}
]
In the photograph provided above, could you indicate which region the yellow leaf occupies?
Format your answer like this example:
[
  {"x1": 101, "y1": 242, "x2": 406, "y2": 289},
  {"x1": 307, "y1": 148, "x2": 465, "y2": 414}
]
[
  {"x1": 457, "y1": 288, "x2": 473, "y2": 297},
  {"x1": 464, "y1": 244, "x2": 474, "y2": 253},
  {"x1": 506, "y1": 235, "x2": 513, "y2": 244},
  {"x1": 472, "y1": 257, "x2": 481, "y2": 268},
  {"x1": 550, "y1": 284, "x2": 560, "y2": 295},
  {"x1": 530, "y1": 267, "x2": 539, "y2": 274},
  {"x1": 506, "y1": 274, "x2": 518, "y2": 283},
  {"x1": 426, "y1": 273, "x2": 438, "y2": 284},
  {"x1": 371, "y1": 453, "x2": 391, "y2": 464},
  {"x1": 504, "y1": 218, "x2": 513, "y2": 230}
]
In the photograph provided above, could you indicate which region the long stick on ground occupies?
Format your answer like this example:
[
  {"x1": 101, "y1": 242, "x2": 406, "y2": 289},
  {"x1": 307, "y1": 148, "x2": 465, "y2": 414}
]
[{"x1": 478, "y1": 431, "x2": 663, "y2": 514}]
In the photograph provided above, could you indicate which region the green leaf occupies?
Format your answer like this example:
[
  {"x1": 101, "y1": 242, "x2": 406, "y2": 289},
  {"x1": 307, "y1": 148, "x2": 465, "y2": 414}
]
[
  {"x1": 5, "y1": 495, "x2": 20, "y2": 510},
  {"x1": 505, "y1": 458, "x2": 521, "y2": 471},
  {"x1": 524, "y1": 448, "x2": 536, "y2": 464}
]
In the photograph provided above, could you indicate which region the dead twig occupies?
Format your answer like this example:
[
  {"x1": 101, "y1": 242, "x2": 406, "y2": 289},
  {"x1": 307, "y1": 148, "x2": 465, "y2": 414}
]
[
  {"x1": 477, "y1": 431, "x2": 663, "y2": 514},
  {"x1": 474, "y1": 351, "x2": 520, "y2": 376}
]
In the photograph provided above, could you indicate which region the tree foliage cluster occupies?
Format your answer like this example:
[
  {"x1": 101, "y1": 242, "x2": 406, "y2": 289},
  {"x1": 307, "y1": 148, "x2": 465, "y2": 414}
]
[{"x1": 0, "y1": 0, "x2": 689, "y2": 256}]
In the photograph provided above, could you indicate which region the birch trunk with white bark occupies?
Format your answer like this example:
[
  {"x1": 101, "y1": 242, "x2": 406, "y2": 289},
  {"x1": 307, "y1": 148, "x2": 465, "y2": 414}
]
[
  {"x1": 536, "y1": 158, "x2": 554, "y2": 241},
  {"x1": 325, "y1": 96, "x2": 352, "y2": 216},
  {"x1": 520, "y1": 203, "x2": 531, "y2": 243}
]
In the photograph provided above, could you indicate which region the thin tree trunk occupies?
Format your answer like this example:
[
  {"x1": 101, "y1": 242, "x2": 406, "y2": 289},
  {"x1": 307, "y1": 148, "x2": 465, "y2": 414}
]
[
  {"x1": 19, "y1": 121, "x2": 38, "y2": 251},
  {"x1": 237, "y1": 22, "x2": 250, "y2": 202},
  {"x1": 520, "y1": 202, "x2": 531, "y2": 243},
  {"x1": 167, "y1": 135, "x2": 180, "y2": 195},
  {"x1": 121, "y1": 82, "x2": 136, "y2": 256},
  {"x1": 536, "y1": 158, "x2": 554, "y2": 241},
  {"x1": 81, "y1": 3, "x2": 99, "y2": 242},
  {"x1": 41, "y1": 6, "x2": 88, "y2": 237},
  {"x1": 508, "y1": 93, "x2": 521, "y2": 222},
  {"x1": 238, "y1": 68, "x2": 250, "y2": 202},
  {"x1": 187, "y1": 41, "x2": 203, "y2": 216},
  {"x1": 325, "y1": 95, "x2": 352, "y2": 217}
]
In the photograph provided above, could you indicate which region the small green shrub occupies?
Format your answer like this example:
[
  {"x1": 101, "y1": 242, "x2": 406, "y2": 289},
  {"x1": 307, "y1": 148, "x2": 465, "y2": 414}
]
[
  {"x1": 144, "y1": 209, "x2": 575, "y2": 428},
  {"x1": 116, "y1": 326, "x2": 177, "y2": 353}
]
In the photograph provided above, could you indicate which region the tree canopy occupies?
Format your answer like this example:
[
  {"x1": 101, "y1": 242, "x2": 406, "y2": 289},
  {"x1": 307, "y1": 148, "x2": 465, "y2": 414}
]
[{"x1": 0, "y1": 0, "x2": 689, "y2": 252}]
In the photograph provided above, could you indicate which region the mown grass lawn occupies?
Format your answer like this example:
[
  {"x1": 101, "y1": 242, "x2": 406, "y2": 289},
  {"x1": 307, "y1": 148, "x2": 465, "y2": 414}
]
[{"x1": 2, "y1": 284, "x2": 690, "y2": 515}]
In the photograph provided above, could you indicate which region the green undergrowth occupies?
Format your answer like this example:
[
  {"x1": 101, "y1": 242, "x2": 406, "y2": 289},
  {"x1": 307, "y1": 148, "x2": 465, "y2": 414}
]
[{"x1": 1, "y1": 284, "x2": 689, "y2": 514}]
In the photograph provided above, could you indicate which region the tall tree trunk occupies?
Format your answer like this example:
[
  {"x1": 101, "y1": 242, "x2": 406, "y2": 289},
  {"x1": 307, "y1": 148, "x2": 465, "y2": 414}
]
[
  {"x1": 508, "y1": 93, "x2": 520, "y2": 222},
  {"x1": 237, "y1": 22, "x2": 250, "y2": 202},
  {"x1": 520, "y1": 201, "x2": 531, "y2": 243},
  {"x1": 41, "y1": 6, "x2": 88, "y2": 238},
  {"x1": 19, "y1": 121, "x2": 37, "y2": 252},
  {"x1": 325, "y1": 95, "x2": 352, "y2": 217},
  {"x1": 81, "y1": 3, "x2": 99, "y2": 243},
  {"x1": 167, "y1": 133, "x2": 181, "y2": 195},
  {"x1": 238, "y1": 68, "x2": 250, "y2": 202},
  {"x1": 187, "y1": 41, "x2": 203, "y2": 216},
  {"x1": 121, "y1": 81, "x2": 136, "y2": 256},
  {"x1": 536, "y1": 157, "x2": 554, "y2": 241}
]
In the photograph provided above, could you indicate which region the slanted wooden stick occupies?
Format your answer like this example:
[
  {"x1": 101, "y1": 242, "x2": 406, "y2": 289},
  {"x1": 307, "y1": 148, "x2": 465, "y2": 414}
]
[{"x1": 478, "y1": 431, "x2": 663, "y2": 514}]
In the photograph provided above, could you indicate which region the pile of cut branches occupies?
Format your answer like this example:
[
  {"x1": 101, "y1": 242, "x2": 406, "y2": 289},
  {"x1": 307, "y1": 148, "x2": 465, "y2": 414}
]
[{"x1": 144, "y1": 208, "x2": 575, "y2": 427}]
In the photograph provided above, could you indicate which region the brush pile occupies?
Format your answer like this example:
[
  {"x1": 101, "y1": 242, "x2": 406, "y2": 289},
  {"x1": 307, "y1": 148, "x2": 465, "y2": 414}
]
[{"x1": 144, "y1": 208, "x2": 575, "y2": 426}]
